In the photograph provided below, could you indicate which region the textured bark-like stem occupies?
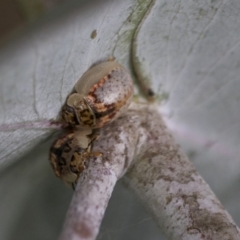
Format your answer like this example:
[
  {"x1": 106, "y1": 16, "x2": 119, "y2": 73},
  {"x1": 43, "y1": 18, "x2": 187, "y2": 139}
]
[
  {"x1": 59, "y1": 165, "x2": 117, "y2": 240},
  {"x1": 125, "y1": 106, "x2": 240, "y2": 240},
  {"x1": 59, "y1": 106, "x2": 140, "y2": 240},
  {"x1": 59, "y1": 105, "x2": 240, "y2": 240}
]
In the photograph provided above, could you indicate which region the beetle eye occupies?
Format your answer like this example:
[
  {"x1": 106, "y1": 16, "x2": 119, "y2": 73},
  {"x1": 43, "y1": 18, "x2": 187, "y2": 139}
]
[
  {"x1": 62, "y1": 105, "x2": 79, "y2": 125},
  {"x1": 63, "y1": 105, "x2": 74, "y2": 115}
]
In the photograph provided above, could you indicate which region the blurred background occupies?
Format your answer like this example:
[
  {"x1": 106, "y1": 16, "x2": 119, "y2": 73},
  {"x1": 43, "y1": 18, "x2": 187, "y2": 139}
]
[{"x1": 0, "y1": 0, "x2": 65, "y2": 41}]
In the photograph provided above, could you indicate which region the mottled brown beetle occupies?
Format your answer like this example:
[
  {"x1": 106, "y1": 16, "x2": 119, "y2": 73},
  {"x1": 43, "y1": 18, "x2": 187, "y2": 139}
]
[
  {"x1": 49, "y1": 128, "x2": 101, "y2": 188},
  {"x1": 62, "y1": 61, "x2": 133, "y2": 128}
]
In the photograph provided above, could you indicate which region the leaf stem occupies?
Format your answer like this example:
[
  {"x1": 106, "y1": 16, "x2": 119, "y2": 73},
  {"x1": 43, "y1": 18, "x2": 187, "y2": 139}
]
[
  {"x1": 59, "y1": 104, "x2": 240, "y2": 240},
  {"x1": 0, "y1": 120, "x2": 65, "y2": 131}
]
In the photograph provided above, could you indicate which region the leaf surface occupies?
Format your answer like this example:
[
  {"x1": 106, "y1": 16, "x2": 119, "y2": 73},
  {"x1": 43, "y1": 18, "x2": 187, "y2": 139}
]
[{"x1": 1, "y1": 0, "x2": 240, "y2": 239}]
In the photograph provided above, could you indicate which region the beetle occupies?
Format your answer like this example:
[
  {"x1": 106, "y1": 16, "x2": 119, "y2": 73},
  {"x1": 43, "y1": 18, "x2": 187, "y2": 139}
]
[
  {"x1": 49, "y1": 128, "x2": 101, "y2": 188},
  {"x1": 62, "y1": 60, "x2": 133, "y2": 128}
]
